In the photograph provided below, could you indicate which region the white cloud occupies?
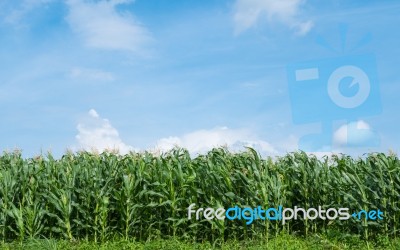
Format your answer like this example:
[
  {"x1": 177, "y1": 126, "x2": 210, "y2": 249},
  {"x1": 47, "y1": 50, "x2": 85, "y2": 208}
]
[
  {"x1": 154, "y1": 127, "x2": 277, "y2": 157},
  {"x1": 233, "y1": 0, "x2": 313, "y2": 35},
  {"x1": 276, "y1": 134, "x2": 298, "y2": 153},
  {"x1": 75, "y1": 109, "x2": 135, "y2": 154},
  {"x1": 72, "y1": 111, "x2": 344, "y2": 159},
  {"x1": 88, "y1": 109, "x2": 99, "y2": 118},
  {"x1": 70, "y1": 67, "x2": 115, "y2": 82},
  {"x1": 73, "y1": 110, "x2": 277, "y2": 156},
  {"x1": 274, "y1": 134, "x2": 336, "y2": 159},
  {"x1": 4, "y1": 0, "x2": 53, "y2": 25},
  {"x1": 333, "y1": 120, "x2": 379, "y2": 147},
  {"x1": 66, "y1": 0, "x2": 151, "y2": 51}
]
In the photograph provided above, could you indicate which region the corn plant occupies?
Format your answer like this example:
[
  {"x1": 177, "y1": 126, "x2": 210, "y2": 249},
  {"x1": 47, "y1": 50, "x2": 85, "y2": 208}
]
[{"x1": 0, "y1": 148, "x2": 398, "y2": 243}]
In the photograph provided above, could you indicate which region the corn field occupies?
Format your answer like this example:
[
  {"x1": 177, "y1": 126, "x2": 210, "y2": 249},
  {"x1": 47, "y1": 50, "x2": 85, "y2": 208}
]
[{"x1": 0, "y1": 148, "x2": 399, "y2": 243}]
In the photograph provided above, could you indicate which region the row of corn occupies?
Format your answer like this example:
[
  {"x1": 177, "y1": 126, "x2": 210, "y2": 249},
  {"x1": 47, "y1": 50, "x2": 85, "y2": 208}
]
[{"x1": 0, "y1": 148, "x2": 399, "y2": 242}]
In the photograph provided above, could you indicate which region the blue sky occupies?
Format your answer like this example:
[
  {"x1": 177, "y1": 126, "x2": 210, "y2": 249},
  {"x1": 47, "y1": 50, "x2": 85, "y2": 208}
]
[{"x1": 0, "y1": 0, "x2": 399, "y2": 157}]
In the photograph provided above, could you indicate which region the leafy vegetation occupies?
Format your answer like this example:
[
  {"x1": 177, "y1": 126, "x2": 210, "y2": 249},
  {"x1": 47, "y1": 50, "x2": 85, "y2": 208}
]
[
  {"x1": 1, "y1": 233, "x2": 400, "y2": 250},
  {"x1": 0, "y1": 148, "x2": 398, "y2": 245}
]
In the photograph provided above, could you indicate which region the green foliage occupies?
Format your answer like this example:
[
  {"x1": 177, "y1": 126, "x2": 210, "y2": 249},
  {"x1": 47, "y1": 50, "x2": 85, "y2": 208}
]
[
  {"x1": 1, "y1": 234, "x2": 400, "y2": 250},
  {"x1": 0, "y1": 148, "x2": 399, "y2": 243}
]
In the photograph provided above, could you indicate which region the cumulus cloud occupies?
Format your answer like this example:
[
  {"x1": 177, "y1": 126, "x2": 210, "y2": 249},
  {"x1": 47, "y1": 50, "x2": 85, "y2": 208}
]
[
  {"x1": 73, "y1": 110, "x2": 278, "y2": 156},
  {"x1": 75, "y1": 109, "x2": 135, "y2": 154},
  {"x1": 154, "y1": 126, "x2": 277, "y2": 157},
  {"x1": 333, "y1": 120, "x2": 379, "y2": 147},
  {"x1": 66, "y1": 0, "x2": 151, "y2": 51},
  {"x1": 233, "y1": 0, "x2": 313, "y2": 35}
]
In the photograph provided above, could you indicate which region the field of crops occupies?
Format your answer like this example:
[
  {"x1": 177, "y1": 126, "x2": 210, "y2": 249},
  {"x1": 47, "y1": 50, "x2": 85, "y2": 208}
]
[{"x1": 0, "y1": 148, "x2": 399, "y2": 244}]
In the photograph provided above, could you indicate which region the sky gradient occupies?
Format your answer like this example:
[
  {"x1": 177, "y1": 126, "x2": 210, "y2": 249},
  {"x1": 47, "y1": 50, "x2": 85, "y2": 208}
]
[{"x1": 0, "y1": 0, "x2": 399, "y2": 158}]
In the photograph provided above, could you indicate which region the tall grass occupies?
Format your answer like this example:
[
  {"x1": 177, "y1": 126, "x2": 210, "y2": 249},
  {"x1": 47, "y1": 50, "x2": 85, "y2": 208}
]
[{"x1": 0, "y1": 148, "x2": 398, "y2": 242}]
